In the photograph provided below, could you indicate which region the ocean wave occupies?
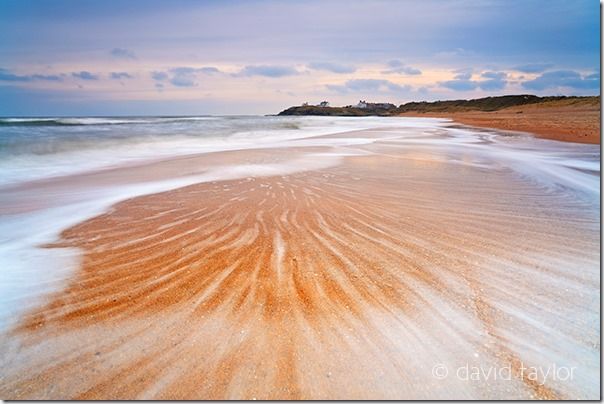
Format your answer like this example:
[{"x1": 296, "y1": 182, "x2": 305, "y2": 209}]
[
  {"x1": 0, "y1": 116, "x2": 422, "y2": 186},
  {"x1": 0, "y1": 116, "x2": 219, "y2": 127}
]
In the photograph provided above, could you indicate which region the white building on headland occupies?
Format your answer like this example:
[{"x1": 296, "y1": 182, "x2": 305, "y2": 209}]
[{"x1": 356, "y1": 100, "x2": 396, "y2": 109}]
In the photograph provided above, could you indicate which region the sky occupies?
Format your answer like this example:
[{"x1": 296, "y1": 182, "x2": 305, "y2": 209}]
[{"x1": 0, "y1": 0, "x2": 600, "y2": 116}]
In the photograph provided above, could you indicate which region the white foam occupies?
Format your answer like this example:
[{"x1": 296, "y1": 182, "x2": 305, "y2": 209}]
[
  {"x1": 0, "y1": 116, "x2": 442, "y2": 186},
  {"x1": 0, "y1": 117, "x2": 600, "y2": 333},
  {"x1": 0, "y1": 153, "x2": 345, "y2": 331}
]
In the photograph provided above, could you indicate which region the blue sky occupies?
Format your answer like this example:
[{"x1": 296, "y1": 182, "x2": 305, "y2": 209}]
[{"x1": 0, "y1": 0, "x2": 599, "y2": 116}]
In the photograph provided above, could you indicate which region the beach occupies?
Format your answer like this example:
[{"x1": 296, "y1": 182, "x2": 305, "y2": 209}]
[
  {"x1": 0, "y1": 117, "x2": 600, "y2": 399},
  {"x1": 399, "y1": 97, "x2": 600, "y2": 144}
]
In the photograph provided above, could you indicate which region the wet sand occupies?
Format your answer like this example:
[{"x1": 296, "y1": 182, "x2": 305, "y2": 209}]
[
  {"x1": 399, "y1": 99, "x2": 600, "y2": 144},
  {"x1": 0, "y1": 125, "x2": 600, "y2": 399}
]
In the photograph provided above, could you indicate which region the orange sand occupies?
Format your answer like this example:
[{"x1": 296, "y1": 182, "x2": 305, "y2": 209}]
[
  {"x1": 0, "y1": 136, "x2": 599, "y2": 399},
  {"x1": 400, "y1": 99, "x2": 600, "y2": 144}
]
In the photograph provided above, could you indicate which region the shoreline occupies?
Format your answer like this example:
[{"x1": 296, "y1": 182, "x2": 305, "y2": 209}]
[
  {"x1": 398, "y1": 100, "x2": 600, "y2": 144},
  {"x1": 0, "y1": 122, "x2": 599, "y2": 399}
]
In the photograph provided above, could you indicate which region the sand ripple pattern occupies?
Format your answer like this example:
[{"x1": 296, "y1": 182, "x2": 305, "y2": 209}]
[{"x1": 0, "y1": 141, "x2": 600, "y2": 399}]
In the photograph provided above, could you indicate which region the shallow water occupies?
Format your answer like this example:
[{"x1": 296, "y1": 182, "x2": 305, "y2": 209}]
[
  {"x1": 0, "y1": 115, "x2": 418, "y2": 186},
  {"x1": 0, "y1": 116, "x2": 599, "y2": 333},
  {"x1": 0, "y1": 116, "x2": 600, "y2": 399}
]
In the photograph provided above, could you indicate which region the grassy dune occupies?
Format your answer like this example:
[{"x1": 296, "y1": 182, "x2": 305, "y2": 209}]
[{"x1": 278, "y1": 95, "x2": 600, "y2": 143}]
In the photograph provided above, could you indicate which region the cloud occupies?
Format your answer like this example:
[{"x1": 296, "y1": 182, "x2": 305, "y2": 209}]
[
  {"x1": 479, "y1": 71, "x2": 507, "y2": 90},
  {"x1": 440, "y1": 79, "x2": 478, "y2": 91},
  {"x1": 439, "y1": 68, "x2": 476, "y2": 90},
  {"x1": 513, "y1": 63, "x2": 554, "y2": 73},
  {"x1": 197, "y1": 67, "x2": 220, "y2": 74},
  {"x1": 168, "y1": 67, "x2": 197, "y2": 87},
  {"x1": 481, "y1": 71, "x2": 506, "y2": 80},
  {"x1": 0, "y1": 71, "x2": 30, "y2": 82},
  {"x1": 72, "y1": 71, "x2": 99, "y2": 80},
  {"x1": 327, "y1": 79, "x2": 410, "y2": 94},
  {"x1": 479, "y1": 80, "x2": 506, "y2": 91},
  {"x1": 0, "y1": 68, "x2": 63, "y2": 82},
  {"x1": 453, "y1": 68, "x2": 473, "y2": 80},
  {"x1": 149, "y1": 67, "x2": 221, "y2": 87},
  {"x1": 522, "y1": 70, "x2": 599, "y2": 90},
  {"x1": 385, "y1": 66, "x2": 422, "y2": 75},
  {"x1": 237, "y1": 65, "x2": 299, "y2": 77},
  {"x1": 0, "y1": 1, "x2": 597, "y2": 115},
  {"x1": 170, "y1": 67, "x2": 198, "y2": 75},
  {"x1": 382, "y1": 60, "x2": 422, "y2": 75},
  {"x1": 110, "y1": 72, "x2": 133, "y2": 79},
  {"x1": 151, "y1": 71, "x2": 169, "y2": 81},
  {"x1": 0, "y1": 70, "x2": 31, "y2": 82},
  {"x1": 170, "y1": 67, "x2": 221, "y2": 87},
  {"x1": 440, "y1": 70, "x2": 507, "y2": 91},
  {"x1": 170, "y1": 76, "x2": 195, "y2": 87},
  {"x1": 168, "y1": 67, "x2": 220, "y2": 75},
  {"x1": 307, "y1": 62, "x2": 356, "y2": 74},
  {"x1": 387, "y1": 60, "x2": 404, "y2": 68},
  {"x1": 110, "y1": 48, "x2": 136, "y2": 59},
  {"x1": 31, "y1": 74, "x2": 63, "y2": 81}
]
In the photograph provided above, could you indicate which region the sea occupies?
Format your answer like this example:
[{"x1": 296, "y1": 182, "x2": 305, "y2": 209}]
[
  {"x1": 0, "y1": 115, "x2": 599, "y2": 333},
  {"x1": 0, "y1": 115, "x2": 414, "y2": 186}
]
